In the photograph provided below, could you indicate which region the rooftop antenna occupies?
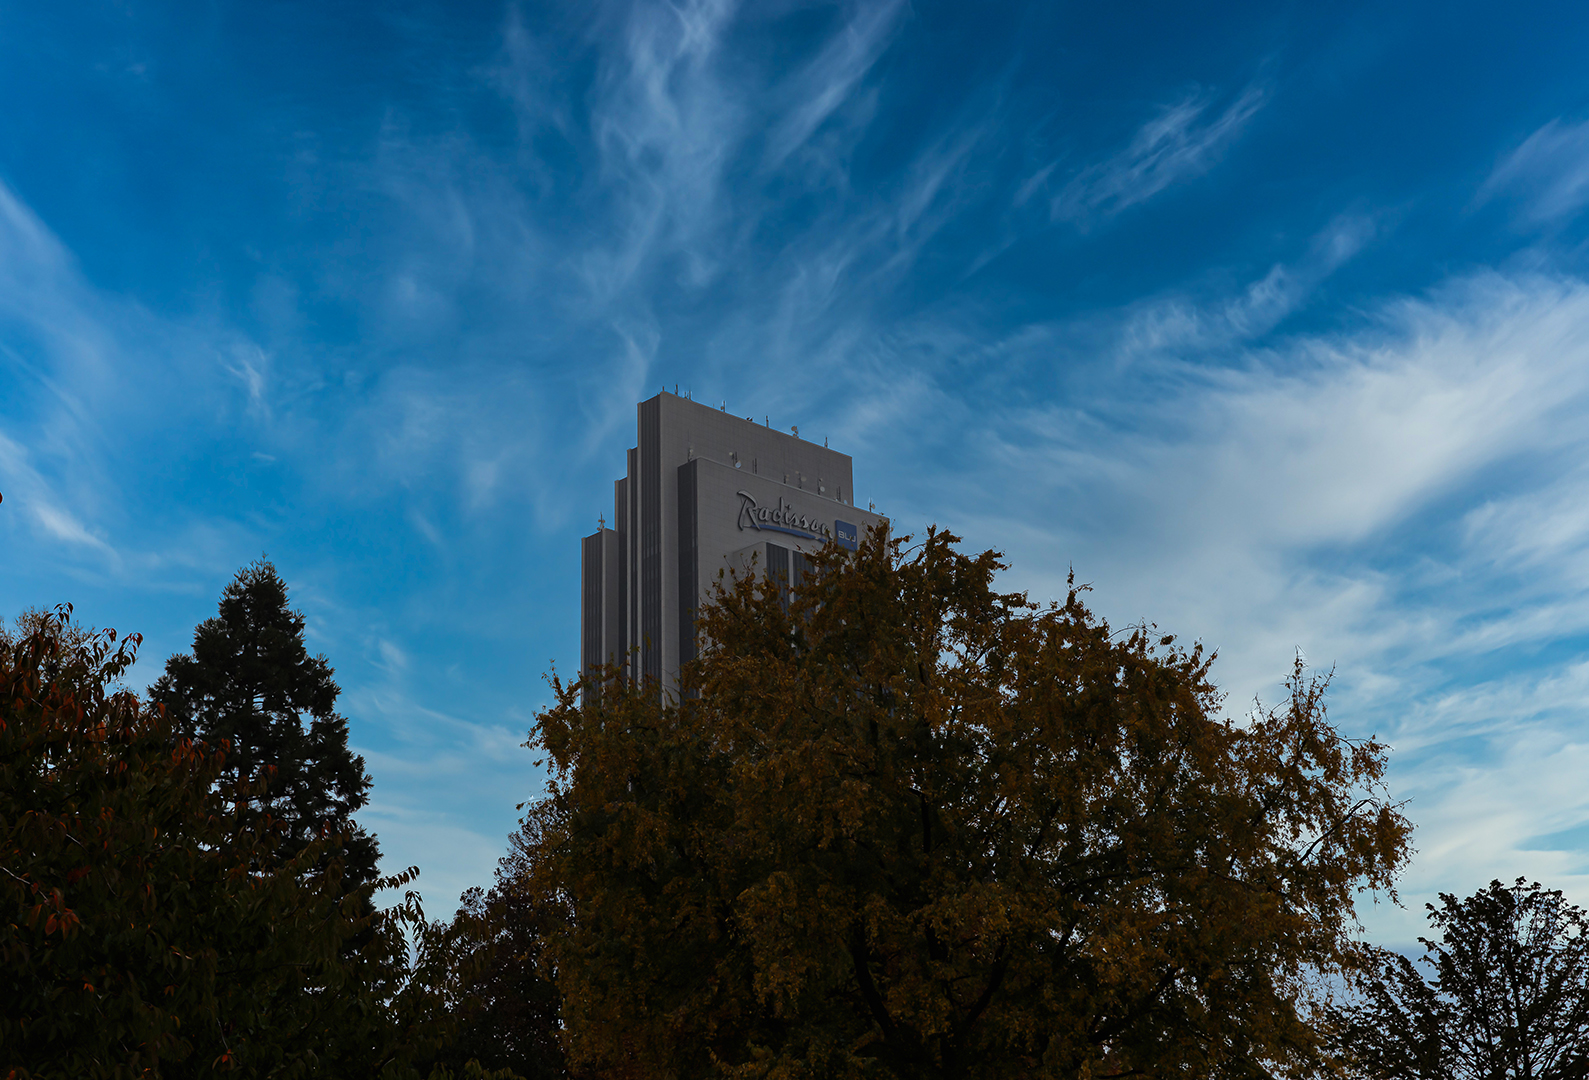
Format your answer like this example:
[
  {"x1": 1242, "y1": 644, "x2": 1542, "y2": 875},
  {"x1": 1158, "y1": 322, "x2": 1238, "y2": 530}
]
[
  {"x1": 824, "y1": 436, "x2": 828, "y2": 447},
  {"x1": 765, "y1": 416, "x2": 769, "y2": 427},
  {"x1": 598, "y1": 514, "x2": 606, "y2": 529}
]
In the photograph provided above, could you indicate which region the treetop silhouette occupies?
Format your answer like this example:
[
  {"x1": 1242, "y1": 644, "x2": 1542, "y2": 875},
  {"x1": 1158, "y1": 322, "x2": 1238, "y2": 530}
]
[{"x1": 150, "y1": 557, "x2": 380, "y2": 893}]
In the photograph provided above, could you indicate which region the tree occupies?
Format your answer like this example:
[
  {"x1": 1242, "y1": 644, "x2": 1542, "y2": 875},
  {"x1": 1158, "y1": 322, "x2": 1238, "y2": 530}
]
[
  {"x1": 150, "y1": 558, "x2": 380, "y2": 895},
  {"x1": 1, "y1": 606, "x2": 104, "y2": 657},
  {"x1": 432, "y1": 808, "x2": 570, "y2": 1080},
  {"x1": 1328, "y1": 878, "x2": 1589, "y2": 1080},
  {"x1": 524, "y1": 527, "x2": 1413, "y2": 1079},
  {"x1": 0, "y1": 607, "x2": 470, "y2": 1079}
]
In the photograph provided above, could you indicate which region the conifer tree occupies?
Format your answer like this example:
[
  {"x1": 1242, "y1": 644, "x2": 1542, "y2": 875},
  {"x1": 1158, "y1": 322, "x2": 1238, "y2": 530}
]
[{"x1": 150, "y1": 558, "x2": 380, "y2": 894}]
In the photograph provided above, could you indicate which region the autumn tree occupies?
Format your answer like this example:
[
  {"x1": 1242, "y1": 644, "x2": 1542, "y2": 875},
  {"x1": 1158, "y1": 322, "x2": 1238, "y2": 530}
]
[
  {"x1": 523, "y1": 527, "x2": 1412, "y2": 1079},
  {"x1": 1328, "y1": 878, "x2": 1589, "y2": 1080},
  {"x1": 0, "y1": 607, "x2": 476, "y2": 1079},
  {"x1": 150, "y1": 557, "x2": 380, "y2": 894}
]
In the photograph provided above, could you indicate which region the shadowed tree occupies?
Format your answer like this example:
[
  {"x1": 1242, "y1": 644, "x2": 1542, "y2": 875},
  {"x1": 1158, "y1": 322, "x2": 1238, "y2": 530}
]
[
  {"x1": 523, "y1": 526, "x2": 1413, "y2": 1080},
  {"x1": 1329, "y1": 878, "x2": 1589, "y2": 1080},
  {"x1": 433, "y1": 805, "x2": 571, "y2": 1080},
  {"x1": 150, "y1": 558, "x2": 380, "y2": 895},
  {"x1": 0, "y1": 607, "x2": 484, "y2": 1080}
]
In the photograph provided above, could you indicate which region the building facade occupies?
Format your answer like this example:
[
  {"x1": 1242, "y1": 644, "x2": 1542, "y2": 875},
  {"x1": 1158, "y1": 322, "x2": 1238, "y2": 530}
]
[{"x1": 581, "y1": 391, "x2": 886, "y2": 693}]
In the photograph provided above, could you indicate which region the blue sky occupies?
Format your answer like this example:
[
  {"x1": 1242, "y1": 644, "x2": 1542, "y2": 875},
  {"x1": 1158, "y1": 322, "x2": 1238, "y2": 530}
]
[{"x1": 5, "y1": 0, "x2": 1589, "y2": 945}]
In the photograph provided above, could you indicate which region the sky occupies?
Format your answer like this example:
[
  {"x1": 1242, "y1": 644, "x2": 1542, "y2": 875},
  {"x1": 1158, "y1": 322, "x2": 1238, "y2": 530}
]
[{"x1": 4, "y1": 0, "x2": 1589, "y2": 947}]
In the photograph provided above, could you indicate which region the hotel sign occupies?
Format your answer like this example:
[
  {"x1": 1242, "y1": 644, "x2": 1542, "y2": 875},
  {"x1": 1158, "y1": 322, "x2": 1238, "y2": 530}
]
[
  {"x1": 736, "y1": 490, "x2": 860, "y2": 549},
  {"x1": 736, "y1": 490, "x2": 831, "y2": 540}
]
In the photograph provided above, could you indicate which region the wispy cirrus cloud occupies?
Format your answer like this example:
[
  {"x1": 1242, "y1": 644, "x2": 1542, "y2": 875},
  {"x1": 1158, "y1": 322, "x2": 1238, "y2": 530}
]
[
  {"x1": 762, "y1": 0, "x2": 908, "y2": 171},
  {"x1": 1042, "y1": 85, "x2": 1265, "y2": 225},
  {"x1": 0, "y1": 429, "x2": 118, "y2": 561},
  {"x1": 1478, "y1": 116, "x2": 1589, "y2": 226},
  {"x1": 1111, "y1": 212, "x2": 1378, "y2": 362},
  {"x1": 934, "y1": 272, "x2": 1589, "y2": 658},
  {"x1": 582, "y1": 0, "x2": 745, "y2": 296},
  {"x1": 348, "y1": 671, "x2": 538, "y2": 908},
  {"x1": 0, "y1": 179, "x2": 178, "y2": 574},
  {"x1": 469, "y1": 0, "x2": 949, "y2": 432},
  {"x1": 556, "y1": 0, "x2": 910, "y2": 307}
]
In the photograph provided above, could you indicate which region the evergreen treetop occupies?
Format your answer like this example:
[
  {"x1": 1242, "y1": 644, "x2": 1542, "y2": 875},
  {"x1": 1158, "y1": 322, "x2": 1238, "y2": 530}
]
[{"x1": 150, "y1": 557, "x2": 380, "y2": 893}]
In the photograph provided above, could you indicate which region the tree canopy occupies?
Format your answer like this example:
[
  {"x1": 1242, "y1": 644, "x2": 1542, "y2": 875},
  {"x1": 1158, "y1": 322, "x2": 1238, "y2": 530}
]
[
  {"x1": 521, "y1": 527, "x2": 1413, "y2": 1079},
  {"x1": 1329, "y1": 878, "x2": 1589, "y2": 1080},
  {"x1": 150, "y1": 558, "x2": 379, "y2": 894},
  {"x1": 0, "y1": 608, "x2": 470, "y2": 1079}
]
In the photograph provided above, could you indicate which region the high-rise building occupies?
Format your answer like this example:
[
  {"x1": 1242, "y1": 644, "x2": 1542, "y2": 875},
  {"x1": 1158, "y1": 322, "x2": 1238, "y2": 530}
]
[{"x1": 581, "y1": 391, "x2": 887, "y2": 693}]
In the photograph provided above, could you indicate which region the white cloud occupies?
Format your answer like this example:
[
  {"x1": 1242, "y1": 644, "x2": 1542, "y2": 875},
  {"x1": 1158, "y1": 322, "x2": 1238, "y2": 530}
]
[
  {"x1": 981, "y1": 274, "x2": 1589, "y2": 678},
  {"x1": 0, "y1": 177, "x2": 290, "y2": 583},
  {"x1": 376, "y1": 638, "x2": 410, "y2": 674},
  {"x1": 226, "y1": 344, "x2": 270, "y2": 417},
  {"x1": 352, "y1": 686, "x2": 538, "y2": 914},
  {"x1": 1372, "y1": 660, "x2": 1589, "y2": 943},
  {"x1": 580, "y1": 0, "x2": 744, "y2": 299},
  {"x1": 0, "y1": 181, "x2": 74, "y2": 281},
  {"x1": 0, "y1": 401, "x2": 119, "y2": 564},
  {"x1": 1462, "y1": 462, "x2": 1589, "y2": 587},
  {"x1": 1048, "y1": 85, "x2": 1265, "y2": 225},
  {"x1": 763, "y1": 0, "x2": 907, "y2": 170},
  {"x1": 489, "y1": 5, "x2": 574, "y2": 143},
  {"x1": 1479, "y1": 116, "x2": 1589, "y2": 226},
  {"x1": 1113, "y1": 213, "x2": 1377, "y2": 361}
]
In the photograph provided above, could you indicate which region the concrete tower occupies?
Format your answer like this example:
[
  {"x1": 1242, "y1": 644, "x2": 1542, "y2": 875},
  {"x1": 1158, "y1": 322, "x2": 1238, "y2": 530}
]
[{"x1": 580, "y1": 391, "x2": 886, "y2": 694}]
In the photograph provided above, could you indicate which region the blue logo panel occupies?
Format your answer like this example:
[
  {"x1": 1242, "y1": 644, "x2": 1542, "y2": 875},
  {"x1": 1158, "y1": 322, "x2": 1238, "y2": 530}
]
[{"x1": 835, "y1": 520, "x2": 858, "y2": 551}]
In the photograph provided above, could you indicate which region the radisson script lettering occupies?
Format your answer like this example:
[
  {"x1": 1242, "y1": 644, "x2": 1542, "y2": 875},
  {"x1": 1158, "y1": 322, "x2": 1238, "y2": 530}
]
[{"x1": 736, "y1": 490, "x2": 834, "y2": 541}]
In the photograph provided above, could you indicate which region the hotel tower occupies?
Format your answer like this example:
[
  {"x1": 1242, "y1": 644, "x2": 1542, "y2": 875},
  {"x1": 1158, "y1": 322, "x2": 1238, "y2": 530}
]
[{"x1": 580, "y1": 391, "x2": 886, "y2": 693}]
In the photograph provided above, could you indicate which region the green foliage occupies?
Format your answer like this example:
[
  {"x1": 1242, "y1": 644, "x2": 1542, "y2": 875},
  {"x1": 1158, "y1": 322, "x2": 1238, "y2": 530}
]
[
  {"x1": 1328, "y1": 878, "x2": 1589, "y2": 1080},
  {"x1": 150, "y1": 558, "x2": 380, "y2": 896},
  {"x1": 0, "y1": 608, "x2": 471, "y2": 1079},
  {"x1": 525, "y1": 528, "x2": 1413, "y2": 1079}
]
